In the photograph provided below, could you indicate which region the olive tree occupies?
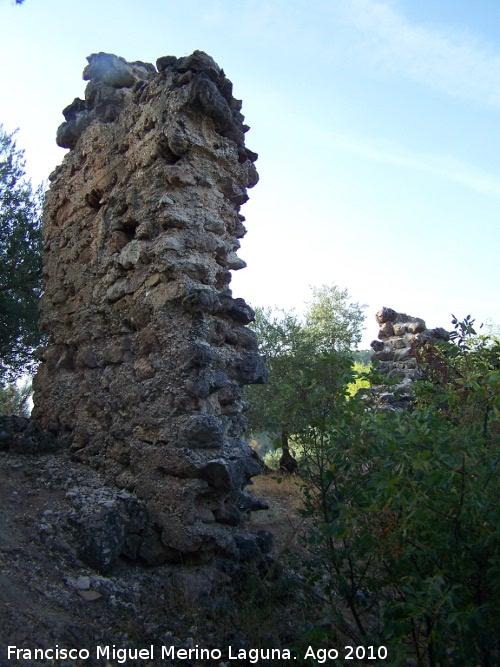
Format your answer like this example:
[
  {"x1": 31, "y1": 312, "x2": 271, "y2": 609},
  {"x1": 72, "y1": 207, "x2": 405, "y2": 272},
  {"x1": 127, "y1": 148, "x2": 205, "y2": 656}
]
[
  {"x1": 0, "y1": 125, "x2": 44, "y2": 381},
  {"x1": 245, "y1": 285, "x2": 366, "y2": 470}
]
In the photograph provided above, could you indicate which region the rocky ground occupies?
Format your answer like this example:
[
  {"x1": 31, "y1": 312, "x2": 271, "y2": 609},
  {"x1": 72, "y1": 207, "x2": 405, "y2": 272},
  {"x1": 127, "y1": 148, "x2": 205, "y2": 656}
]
[{"x1": 0, "y1": 422, "x2": 306, "y2": 667}]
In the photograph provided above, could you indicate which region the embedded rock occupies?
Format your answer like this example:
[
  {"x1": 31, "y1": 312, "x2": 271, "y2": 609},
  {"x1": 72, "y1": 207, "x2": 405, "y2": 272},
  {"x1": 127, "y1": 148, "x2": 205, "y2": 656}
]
[
  {"x1": 66, "y1": 485, "x2": 147, "y2": 573},
  {"x1": 0, "y1": 415, "x2": 59, "y2": 454},
  {"x1": 33, "y1": 50, "x2": 269, "y2": 562}
]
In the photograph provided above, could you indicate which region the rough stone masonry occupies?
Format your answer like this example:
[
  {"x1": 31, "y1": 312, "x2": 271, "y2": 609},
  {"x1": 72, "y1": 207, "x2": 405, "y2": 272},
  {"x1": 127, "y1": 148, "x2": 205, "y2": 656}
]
[
  {"x1": 32, "y1": 51, "x2": 270, "y2": 563},
  {"x1": 370, "y1": 307, "x2": 449, "y2": 407}
]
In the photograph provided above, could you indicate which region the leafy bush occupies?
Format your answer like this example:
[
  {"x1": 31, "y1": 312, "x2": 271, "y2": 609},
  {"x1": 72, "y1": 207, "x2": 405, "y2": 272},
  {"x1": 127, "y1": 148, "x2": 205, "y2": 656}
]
[
  {"x1": 348, "y1": 361, "x2": 370, "y2": 396},
  {"x1": 293, "y1": 318, "x2": 500, "y2": 666}
]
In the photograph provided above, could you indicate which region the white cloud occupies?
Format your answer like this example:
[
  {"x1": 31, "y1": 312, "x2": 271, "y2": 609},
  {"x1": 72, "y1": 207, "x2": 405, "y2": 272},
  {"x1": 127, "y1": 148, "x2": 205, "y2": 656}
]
[
  {"x1": 339, "y1": 0, "x2": 500, "y2": 108},
  {"x1": 329, "y1": 131, "x2": 500, "y2": 197}
]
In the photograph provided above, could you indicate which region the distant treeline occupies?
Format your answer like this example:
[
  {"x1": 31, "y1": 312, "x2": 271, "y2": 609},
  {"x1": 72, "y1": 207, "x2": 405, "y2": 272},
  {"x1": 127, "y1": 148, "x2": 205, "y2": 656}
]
[{"x1": 352, "y1": 349, "x2": 371, "y2": 365}]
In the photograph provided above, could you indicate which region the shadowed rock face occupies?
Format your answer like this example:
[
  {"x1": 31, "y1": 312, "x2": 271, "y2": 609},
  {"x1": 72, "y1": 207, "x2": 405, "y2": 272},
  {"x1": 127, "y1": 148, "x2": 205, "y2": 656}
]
[{"x1": 33, "y1": 51, "x2": 269, "y2": 563}]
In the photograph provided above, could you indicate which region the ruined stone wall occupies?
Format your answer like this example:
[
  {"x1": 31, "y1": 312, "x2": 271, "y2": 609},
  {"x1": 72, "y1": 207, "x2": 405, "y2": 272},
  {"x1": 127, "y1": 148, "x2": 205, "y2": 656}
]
[
  {"x1": 33, "y1": 51, "x2": 269, "y2": 562},
  {"x1": 370, "y1": 307, "x2": 449, "y2": 406}
]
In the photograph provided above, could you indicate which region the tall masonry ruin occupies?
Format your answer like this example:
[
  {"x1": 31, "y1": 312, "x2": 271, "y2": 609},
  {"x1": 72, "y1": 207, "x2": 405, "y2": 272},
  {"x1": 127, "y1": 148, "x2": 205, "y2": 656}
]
[
  {"x1": 370, "y1": 307, "x2": 449, "y2": 407},
  {"x1": 32, "y1": 51, "x2": 270, "y2": 562}
]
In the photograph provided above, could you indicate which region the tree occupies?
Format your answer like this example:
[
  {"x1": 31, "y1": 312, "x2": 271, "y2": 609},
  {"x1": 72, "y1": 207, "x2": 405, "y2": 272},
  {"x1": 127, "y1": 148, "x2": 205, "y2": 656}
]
[
  {"x1": 0, "y1": 125, "x2": 44, "y2": 381},
  {"x1": 305, "y1": 284, "x2": 366, "y2": 353},
  {"x1": 0, "y1": 378, "x2": 32, "y2": 417},
  {"x1": 246, "y1": 285, "x2": 366, "y2": 471},
  {"x1": 246, "y1": 307, "x2": 315, "y2": 471}
]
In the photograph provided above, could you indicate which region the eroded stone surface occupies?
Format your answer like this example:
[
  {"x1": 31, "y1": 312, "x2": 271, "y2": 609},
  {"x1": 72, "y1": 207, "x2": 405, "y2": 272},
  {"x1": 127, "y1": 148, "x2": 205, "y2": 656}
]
[{"x1": 33, "y1": 51, "x2": 269, "y2": 562}]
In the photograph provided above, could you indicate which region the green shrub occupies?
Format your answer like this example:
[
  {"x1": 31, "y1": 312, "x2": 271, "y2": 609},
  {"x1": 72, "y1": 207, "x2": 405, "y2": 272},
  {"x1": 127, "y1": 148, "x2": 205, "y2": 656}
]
[{"x1": 293, "y1": 318, "x2": 500, "y2": 666}]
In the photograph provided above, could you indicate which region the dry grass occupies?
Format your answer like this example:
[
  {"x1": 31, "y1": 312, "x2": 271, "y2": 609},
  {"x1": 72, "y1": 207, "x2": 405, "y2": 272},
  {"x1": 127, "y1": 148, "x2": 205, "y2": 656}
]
[{"x1": 249, "y1": 472, "x2": 308, "y2": 558}]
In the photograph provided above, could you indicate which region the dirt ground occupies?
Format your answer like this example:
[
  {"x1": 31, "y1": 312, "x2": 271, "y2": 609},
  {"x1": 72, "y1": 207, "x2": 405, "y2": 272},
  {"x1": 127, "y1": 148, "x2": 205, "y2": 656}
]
[
  {"x1": 249, "y1": 473, "x2": 307, "y2": 559},
  {"x1": 0, "y1": 448, "x2": 308, "y2": 667}
]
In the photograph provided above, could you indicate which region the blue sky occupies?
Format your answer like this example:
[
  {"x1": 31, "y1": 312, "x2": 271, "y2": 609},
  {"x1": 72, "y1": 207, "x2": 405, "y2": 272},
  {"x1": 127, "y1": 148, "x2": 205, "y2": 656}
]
[{"x1": 1, "y1": 0, "x2": 499, "y2": 346}]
